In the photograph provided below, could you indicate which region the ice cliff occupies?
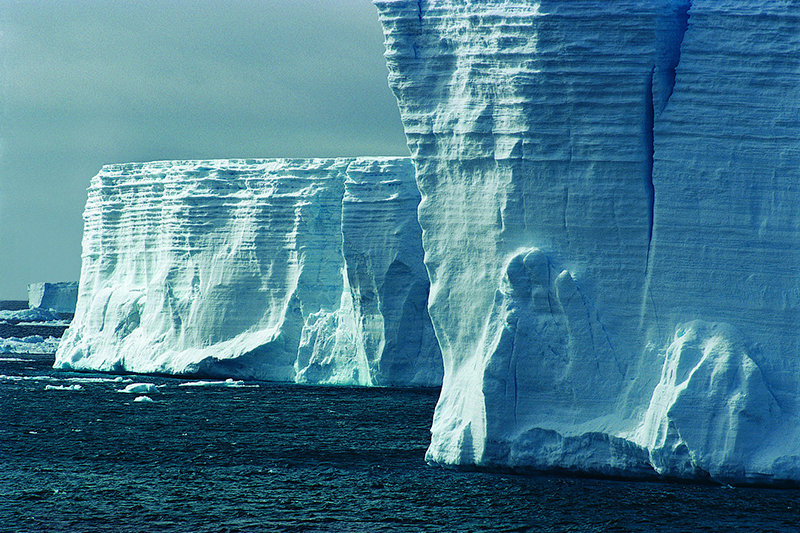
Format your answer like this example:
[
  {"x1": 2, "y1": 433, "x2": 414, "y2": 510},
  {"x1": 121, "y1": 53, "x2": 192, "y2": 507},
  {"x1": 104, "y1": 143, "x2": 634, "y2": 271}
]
[
  {"x1": 375, "y1": 0, "x2": 800, "y2": 483},
  {"x1": 55, "y1": 158, "x2": 442, "y2": 387}
]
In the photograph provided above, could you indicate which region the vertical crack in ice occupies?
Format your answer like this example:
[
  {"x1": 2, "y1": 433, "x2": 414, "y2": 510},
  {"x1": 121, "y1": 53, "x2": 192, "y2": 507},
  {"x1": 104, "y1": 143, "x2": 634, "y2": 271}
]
[
  {"x1": 644, "y1": 67, "x2": 656, "y2": 277},
  {"x1": 642, "y1": 0, "x2": 691, "y2": 328},
  {"x1": 546, "y1": 265, "x2": 554, "y2": 318},
  {"x1": 412, "y1": 1, "x2": 423, "y2": 60},
  {"x1": 657, "y1": 0, "x2": 692, "y2": 114},
  {"x1": 640, "y1": 67, "x2": 662, "y2": 335},
  {"x1": 511, "y1": 344, "x2": 519, "y2": 430},
  {"x1": 666, "y1": 1, "x2": 691, "y2": 111},
  {"x1": 562, "y1": 188, "x2": 568, "y2": 230}
]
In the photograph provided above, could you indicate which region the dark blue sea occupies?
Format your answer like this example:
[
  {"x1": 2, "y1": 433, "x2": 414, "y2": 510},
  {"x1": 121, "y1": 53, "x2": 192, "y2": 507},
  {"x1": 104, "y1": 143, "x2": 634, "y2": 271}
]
[{"x1": 1, "y1": 308, "x2": 799, "y2": 532}]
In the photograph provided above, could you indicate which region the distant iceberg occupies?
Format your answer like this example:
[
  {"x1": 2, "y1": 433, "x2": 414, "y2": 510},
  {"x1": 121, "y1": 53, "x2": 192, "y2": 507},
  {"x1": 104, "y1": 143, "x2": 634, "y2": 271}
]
[
  {"x1": 27, "y1": 282, "x2": 78, "y2": 314},
  {"x1": 56, "y1": 158, "x2": 442, "y2": 387},
  {"x1": 375, "y1": 0, "x2": 800, "y2": 483}
]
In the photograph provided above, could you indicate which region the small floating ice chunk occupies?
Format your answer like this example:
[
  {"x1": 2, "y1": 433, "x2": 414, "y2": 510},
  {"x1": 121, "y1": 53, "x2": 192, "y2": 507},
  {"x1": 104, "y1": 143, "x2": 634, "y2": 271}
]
[
  {"x1": 121, "y1": 383, "x2": 159, "y2": 394},
  {"x1": 45, "y1": 384, "x2": 82, "y2": 391},
  {"x1": 68, "y1": 376, "x2": 126, "y2": 384},
  {"x1": 133, "y1": 395, "x2": 155, "y2": 403},
  {"x1": 178, "y1": 378, "x2": 251, "y2": 388}
]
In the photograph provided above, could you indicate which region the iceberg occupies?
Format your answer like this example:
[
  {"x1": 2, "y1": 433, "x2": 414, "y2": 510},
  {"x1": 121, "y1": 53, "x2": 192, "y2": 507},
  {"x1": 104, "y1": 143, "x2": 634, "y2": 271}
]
[
  {"x1": 27, "y1": 282, "x2": 78, "y2": 314},
  {"x1": 375, "y1": 0, "x2": 800, "y2": 483},
  {"x1": 55, "y1": 158, "x2": 442, "y2": 387}
]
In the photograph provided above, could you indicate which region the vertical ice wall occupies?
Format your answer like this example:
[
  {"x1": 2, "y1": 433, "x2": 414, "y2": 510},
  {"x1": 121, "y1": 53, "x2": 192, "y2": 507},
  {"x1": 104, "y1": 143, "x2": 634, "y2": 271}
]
[
  {"x1": 55, "y1": 158, "x2": 442, "y2": 387},
  {"x1": 376, "y1": 0, "x2": 800, "y2": 483}
]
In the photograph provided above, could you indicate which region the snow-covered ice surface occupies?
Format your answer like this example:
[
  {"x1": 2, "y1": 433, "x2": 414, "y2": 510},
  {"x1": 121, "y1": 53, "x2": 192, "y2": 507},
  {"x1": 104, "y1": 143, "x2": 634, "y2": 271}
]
[
  {"x1": 27, "y1": 281, "x2": 78, "y2": 313},
  {"x1": 376, "y1": 0, "x2": 800, "y2": 484},
  {"x1": 56, "y1": 158, "x2": 442, "y2": 387}
]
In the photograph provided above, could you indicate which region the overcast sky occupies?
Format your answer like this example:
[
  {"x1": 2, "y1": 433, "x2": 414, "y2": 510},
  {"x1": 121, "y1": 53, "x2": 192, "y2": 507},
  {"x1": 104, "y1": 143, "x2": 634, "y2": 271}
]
[{"x1": 0, "y1": 0, "x2": 408, "y2": 299}]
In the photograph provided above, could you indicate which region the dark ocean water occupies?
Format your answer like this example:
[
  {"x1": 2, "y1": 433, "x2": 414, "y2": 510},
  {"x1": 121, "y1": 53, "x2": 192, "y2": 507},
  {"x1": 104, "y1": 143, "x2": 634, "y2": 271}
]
[
  {"x1": 2, "y1": 356, "x2": 799, "y2": 532},
  {"x1": 1, "y1": 297, "x2": 799, "y2": 533},
  {"x1": 0, "y1": 300, "x2": 29, "y2": 311}
]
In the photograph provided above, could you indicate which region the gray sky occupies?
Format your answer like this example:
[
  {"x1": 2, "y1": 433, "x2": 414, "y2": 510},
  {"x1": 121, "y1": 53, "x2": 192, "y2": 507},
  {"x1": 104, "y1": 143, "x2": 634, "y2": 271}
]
[{"x1": 0, "y1": 0, "x2": 408, "y2": 299}]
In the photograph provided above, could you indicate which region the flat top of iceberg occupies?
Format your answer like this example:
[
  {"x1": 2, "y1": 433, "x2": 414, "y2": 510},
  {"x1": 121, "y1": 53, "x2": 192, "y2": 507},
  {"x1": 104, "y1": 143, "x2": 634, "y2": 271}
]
[{"x1": 100, "y1": 157, "x2": 411, "y2": 173}]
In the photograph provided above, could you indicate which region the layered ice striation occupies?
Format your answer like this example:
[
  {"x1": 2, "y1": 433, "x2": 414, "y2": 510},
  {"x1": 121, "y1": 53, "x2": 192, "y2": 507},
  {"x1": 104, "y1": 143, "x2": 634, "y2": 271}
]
[
  {"x1": 55, "y1": 158, "x2": 442, "y2": 387},
  {"x1": 376, "y1": 0, "x2": 800, "y2": 483}
]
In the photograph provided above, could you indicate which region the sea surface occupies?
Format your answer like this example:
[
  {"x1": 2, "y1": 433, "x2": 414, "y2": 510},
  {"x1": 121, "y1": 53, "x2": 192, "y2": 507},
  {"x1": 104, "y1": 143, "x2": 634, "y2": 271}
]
[{"x1": 1, "y1": 316, "x2": 799, "y2": 532}]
